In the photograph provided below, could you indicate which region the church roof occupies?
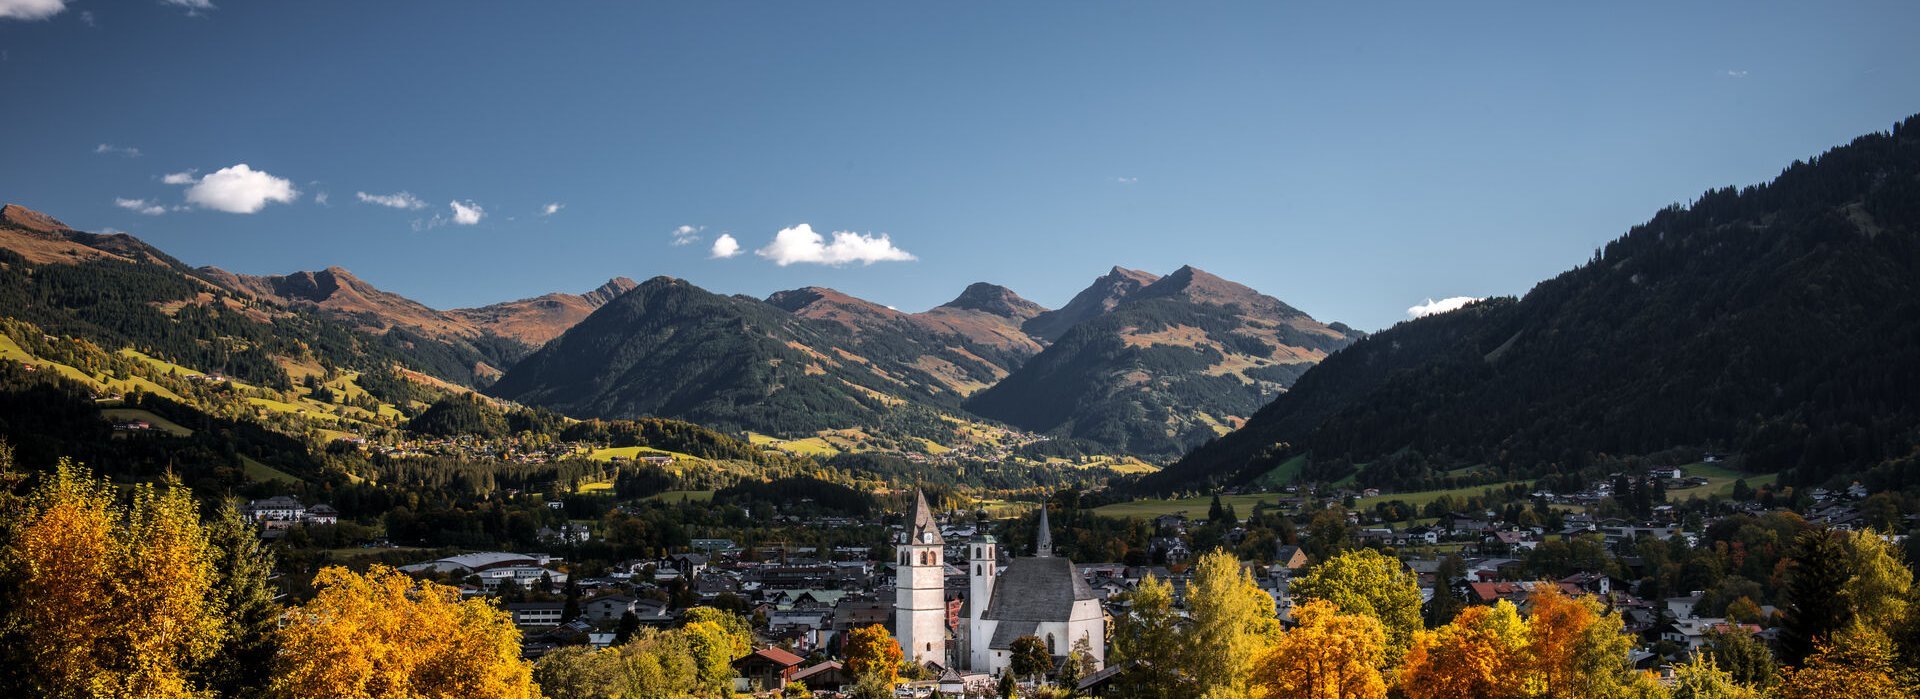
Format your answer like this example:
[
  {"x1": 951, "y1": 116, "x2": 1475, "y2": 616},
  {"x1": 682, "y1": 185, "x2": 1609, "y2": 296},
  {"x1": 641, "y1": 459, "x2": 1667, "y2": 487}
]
[
  {"x1": 988, "y1": 620, "x2": 1040, "y2": 650},
  {"x1": 904, "y1": 490, "x2": 943, "y2": 546},
  {"x1": 982, "y1": 556, "x2": 1097, "y2": 622}
]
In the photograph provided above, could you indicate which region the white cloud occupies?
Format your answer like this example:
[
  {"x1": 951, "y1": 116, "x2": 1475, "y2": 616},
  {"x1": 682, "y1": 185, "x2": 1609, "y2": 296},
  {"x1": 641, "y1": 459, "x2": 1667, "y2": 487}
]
[
  {"x1": 449, "y1": 200, "x2": 485, "y2": 225},
  {"x1": 710, "y1": 234, "x2": 741, "y2": 259},
  {"x1": 115, "y1": 198, "x2": 167, "y2": 216},
  {"x1": 99, "y1": 227, "x2": 127, "y2": 235},
  {"x1": 94, "y1": 143, "x2": 139, "y2": 157},
  {"x1": 161, "y1": 170, "x2": 197, "y2": 185},
  {"x1": 160, "y1": 0, "x2": 214, "y2": 14},
  {"x1": 1407, "y1": 296, "x2": 1483, "y2": 319},
  {"x1": 669, "y1": 224, "x2": 703, "y2": 246},
  {"x1": 1113, "y1": 176, "x2": 1139, "y2": 184},
  {"x1": 313, "y1": 191, "x2": 330, "y2": 206},
  {"x1": 755, "y1": 224, "x2": 917, "y2": 267},
  {"x1": 1724, "y1": 69, "x2": 1749, "y2": 78},
  {"x1": 78, "y1": 9, "x2": 90, "y2": 25},
  {"x1": 541, "y1": 202, "x2": 564, "y2": 216},
  {"x1": 356, "y1": 191, "x2": 427, "y2": 209},
  {"x1": 0, "y1": 0, "x2": 68, "y2": 21},
  {"x1": 169, "y1": 164, "x2": 298, "y2": 214}
]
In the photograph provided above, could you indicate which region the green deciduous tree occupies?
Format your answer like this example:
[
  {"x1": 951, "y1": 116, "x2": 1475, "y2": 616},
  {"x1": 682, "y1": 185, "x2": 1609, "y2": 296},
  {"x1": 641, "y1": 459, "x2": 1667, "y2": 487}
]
[{"x1": 1289, "y1": 548, "x2": 1422, "y2": 659}]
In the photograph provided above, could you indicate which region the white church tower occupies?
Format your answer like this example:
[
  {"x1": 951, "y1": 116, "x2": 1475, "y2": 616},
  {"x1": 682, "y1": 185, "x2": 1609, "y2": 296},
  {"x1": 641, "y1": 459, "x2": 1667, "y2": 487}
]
[
  {"x1": 896, "y1": 490, "x2": 947, "y2": 667},
  {"x1": 968, "y1": 530, "x2": 999, "y2": 671}
]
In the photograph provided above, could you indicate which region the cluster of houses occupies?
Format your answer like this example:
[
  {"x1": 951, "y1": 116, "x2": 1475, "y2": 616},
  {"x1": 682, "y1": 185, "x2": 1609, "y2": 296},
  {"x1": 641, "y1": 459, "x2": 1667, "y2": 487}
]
[{"x1": 240, "y1": 496, "x2": 339, "y2": 536}]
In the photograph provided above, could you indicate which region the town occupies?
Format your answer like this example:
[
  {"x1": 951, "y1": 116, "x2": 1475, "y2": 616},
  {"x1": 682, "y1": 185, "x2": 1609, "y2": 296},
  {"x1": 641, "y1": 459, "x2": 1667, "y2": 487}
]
[{"x1": 219, "y1": 460, "x2": 1908, "y2": 697}]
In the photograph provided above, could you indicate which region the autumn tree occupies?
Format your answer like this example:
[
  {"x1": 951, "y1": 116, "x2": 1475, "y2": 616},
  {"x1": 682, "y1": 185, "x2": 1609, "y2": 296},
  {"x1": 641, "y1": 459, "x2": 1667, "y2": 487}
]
[
  {"x1": 1669, "y1": 653, "x2": 1760, "y2": 699},
  {"x1": 1251, "y1": 599, "x2": 1387, "y2": 699},
  {"x1": 1838, "y1": 530, "x2": 1912, "y2": 634},
  {"x1": 1396, "y1": 600, "x2": 1531, "y2": 699},
  {"x1": 1290, "y1": 548, "x2": 1422, "y2": 659},
  {"x1": 532, "y1": 646, "x2": 622, "y2": 699},
  {"x1": 844, "y1": 624, "x2": 903, "y2": 687},
  {"x1": 0, "y1": 461, "x2": 223, "y2": 699},
  {"x1": 1774, "y1": 625, "x2": 1916, "y2": 699},
  {"x1": 683, "y1": 606, "x2": 755, "y2": 694},
  {"x1": 1526, "y1": 586, "x2": 1639, "y2": 698},
  {"x1": 1109, "y1": 573, "x2": 1184, "y2": 699},
  {"x1": 272, "y1": 565, "x2": 538, "y2": 699},
  {"x1": 1186, "y1": 548, "x2": 1280, "y2": 699}
]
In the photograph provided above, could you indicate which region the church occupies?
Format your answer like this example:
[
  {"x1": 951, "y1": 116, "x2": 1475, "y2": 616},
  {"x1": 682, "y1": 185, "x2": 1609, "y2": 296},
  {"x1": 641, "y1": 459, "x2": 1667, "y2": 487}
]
[{"x1": 895, "y1": 491, "x2": 1106, "y2": 677}]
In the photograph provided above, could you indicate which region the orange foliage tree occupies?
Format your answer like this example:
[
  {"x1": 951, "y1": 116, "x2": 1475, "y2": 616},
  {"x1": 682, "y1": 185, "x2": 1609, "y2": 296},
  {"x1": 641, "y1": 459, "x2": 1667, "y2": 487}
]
[
  {"x1": 1397, "y1": 600, "x2": 1531, "y2": 699},
  {"x1": 843, "y1": 624, "x2": 903, "y2": 685},
  {"x1": 271, "y1": 565, "x2": 539, "y2": 699},
  {"x1": 1252, "y1": 599, "x2": 1387, "y2": 699}
]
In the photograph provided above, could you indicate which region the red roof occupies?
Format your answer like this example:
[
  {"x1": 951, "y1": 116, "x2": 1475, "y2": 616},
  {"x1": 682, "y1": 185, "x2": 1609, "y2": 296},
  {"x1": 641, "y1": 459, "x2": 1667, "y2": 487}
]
[{"x1": 736, "y1": 647, "x2": 806, "y2": 668}]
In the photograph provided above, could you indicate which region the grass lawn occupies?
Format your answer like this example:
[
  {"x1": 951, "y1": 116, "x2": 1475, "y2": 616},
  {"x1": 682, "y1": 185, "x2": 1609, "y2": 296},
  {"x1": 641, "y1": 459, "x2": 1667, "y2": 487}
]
[
  {"x1": 99, "y1": 408, "x2": 194, "y2": 436},
  {"x1": 1091, "y1": 493, "x2": 1291, "y2": 520},
  {"x1": 1670, "y1": 462, "x2": 1779, "y2": 500},
  {"x1": 1252, "y1": 454, "x2": 1309, "y2": 486},
  {"x1": 587, "y1": 445, "x2": 701, "y2": 462},
  {"x1": 576, "y1": 481, "x2": 616, "y2": 494},
  {"x1": 640, "y1": 490, "x2": 715, "y2": 504},
  {"x1": 1354, "y1": 480, "x2": 1533, "y2": 511},
  {"x1": 240, "y1": 455, "x2": 303, "y2": 484}
]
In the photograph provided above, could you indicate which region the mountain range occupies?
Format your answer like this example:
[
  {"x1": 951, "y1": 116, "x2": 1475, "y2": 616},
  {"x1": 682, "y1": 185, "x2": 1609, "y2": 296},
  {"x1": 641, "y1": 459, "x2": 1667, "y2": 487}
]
[{"x1": 0, "y1": 202, "x2": 1354, "y2": 459}]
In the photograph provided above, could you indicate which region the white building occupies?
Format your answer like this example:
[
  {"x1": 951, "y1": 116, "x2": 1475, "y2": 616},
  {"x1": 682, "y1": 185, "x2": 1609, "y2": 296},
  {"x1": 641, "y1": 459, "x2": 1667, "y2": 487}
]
[{"x1": 895, "y1": 491, "x2": 1105, "y2": 677}]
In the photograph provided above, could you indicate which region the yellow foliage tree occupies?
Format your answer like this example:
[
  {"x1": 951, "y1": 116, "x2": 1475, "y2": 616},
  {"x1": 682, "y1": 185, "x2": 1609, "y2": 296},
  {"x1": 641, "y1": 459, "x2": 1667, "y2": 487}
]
[
  {"x1": 1397, "y1": 600, "x2": 1531, "y2": 699},
  {"x1": 1251, "y1": 599, "x2": 1387, "y2": 699},
  {"x1": 1, "y1": 461, "x2": 222, "y2": 699},
  {"x1": 1186, "y1": 548, "x2": 1281, "y2": 699},
  {"x1": 1773, "y1": 624, "x2": 1916, "y2": 699},
  {"x1": 272, "y1": 565, "x2": 540, "y2": 699}
]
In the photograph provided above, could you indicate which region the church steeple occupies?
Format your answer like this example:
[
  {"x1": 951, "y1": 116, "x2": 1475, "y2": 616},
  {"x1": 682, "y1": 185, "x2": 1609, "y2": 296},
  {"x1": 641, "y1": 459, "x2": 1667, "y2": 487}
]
[
  {"x1": 1035, "y1": 501, "x2": 1053, "y2": 557},
  {"x1": 906, "y1": 489, "x2": 943, "y2": 546}
]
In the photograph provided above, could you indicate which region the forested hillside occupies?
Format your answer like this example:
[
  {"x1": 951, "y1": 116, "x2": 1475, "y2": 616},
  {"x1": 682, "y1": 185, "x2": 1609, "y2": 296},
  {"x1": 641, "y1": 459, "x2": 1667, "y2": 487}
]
[{"x1": 1146, "y1": 115, "x2": 1920, "y2": 494}]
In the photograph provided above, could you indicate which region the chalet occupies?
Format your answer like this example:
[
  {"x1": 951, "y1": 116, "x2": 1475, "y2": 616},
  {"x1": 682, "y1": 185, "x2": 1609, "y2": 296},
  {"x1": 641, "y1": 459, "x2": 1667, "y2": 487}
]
[
  {"x1": 304, "y1": 504, "x2": 339, "y2": 525},
  {"x1": 733, "y1": 647, "x2": 807, "y2": 692},
  {"x1": 791, "y1": 661, "x2": 856, "y2": 692},
  {"x1": 1273, "y1": 545, "x2": 1309, "y2": 571}
]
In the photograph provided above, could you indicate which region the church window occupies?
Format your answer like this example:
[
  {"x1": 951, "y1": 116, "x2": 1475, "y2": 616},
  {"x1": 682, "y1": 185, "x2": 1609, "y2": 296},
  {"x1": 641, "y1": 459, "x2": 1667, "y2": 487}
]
[
  {"x1": 975, "y1": 564, "x2": 981, "y2": 575},
  {"x1": 1047, "y1": 634, "x2": 1056, "y2": 654}
]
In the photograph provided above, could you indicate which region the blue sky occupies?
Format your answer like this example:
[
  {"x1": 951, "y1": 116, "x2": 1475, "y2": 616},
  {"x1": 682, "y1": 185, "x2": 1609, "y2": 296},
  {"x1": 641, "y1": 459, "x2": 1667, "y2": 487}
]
[{"x1": 2, "y1": 1, "x2": 1917, "y2": 331}]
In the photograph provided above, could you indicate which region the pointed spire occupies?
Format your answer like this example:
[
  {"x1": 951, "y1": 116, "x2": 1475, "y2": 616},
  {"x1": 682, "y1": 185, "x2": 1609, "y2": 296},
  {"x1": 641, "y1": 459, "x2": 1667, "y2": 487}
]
[
  {"x1": 906, "y1": 489, "x2": 943, "y2": 546},
  {"x1": 1034, "y1": 501, "x2": 1053, "y2": 558}
]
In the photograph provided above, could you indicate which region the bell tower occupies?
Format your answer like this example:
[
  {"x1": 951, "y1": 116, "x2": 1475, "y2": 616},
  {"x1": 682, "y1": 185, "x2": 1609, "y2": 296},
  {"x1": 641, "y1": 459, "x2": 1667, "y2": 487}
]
[
  {"x1": 895, "y1": 490, "x2": 947, "y2": 667},
  {"x1": 968, "y1": 532, "x2": 998, "y2": 671}
]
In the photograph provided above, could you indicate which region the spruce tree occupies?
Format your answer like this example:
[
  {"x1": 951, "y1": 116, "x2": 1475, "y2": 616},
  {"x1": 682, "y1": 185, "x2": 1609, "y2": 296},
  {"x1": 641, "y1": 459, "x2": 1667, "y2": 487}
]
[
  {"x1": 1781, "y1": 528, "x2": 1852, "y2": 666},
  {"x1": 201, "y1": 502, "x2": 282, "y2": 697}
]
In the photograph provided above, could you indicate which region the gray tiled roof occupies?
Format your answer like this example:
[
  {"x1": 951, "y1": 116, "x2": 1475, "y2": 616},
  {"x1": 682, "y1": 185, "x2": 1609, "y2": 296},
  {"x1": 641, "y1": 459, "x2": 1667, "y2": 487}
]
[
  {"x1": 988, "y1": 620, "x2": 1040, "y2": 649},
  {"x1": 982, "y1": 556, "x2": 1096, "y2": 622}
]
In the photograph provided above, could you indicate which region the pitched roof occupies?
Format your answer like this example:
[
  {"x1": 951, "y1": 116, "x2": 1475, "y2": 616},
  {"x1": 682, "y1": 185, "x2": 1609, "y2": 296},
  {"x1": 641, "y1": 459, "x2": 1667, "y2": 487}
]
[
  {"x1": 736, "y1": 647, "x2": 807, "y2": 668},
  {"x1": 988, "y1": 620, "x2": 1040, "y2": 649},
  {"x1": 906, "y1": 490, "x2": 943, "y2": 546},
  {"x1": 983, "y1": 556, "x2": 1097, "y2": 622}
]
